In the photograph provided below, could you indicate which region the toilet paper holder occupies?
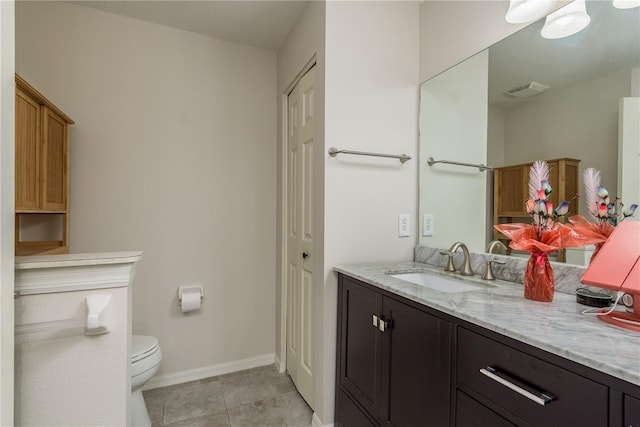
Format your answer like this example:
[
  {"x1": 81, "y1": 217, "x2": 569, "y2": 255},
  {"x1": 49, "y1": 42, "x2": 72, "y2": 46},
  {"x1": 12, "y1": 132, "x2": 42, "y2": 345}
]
[{"x1": 178, "y1": 285, "x2": 204, "y2": 307}]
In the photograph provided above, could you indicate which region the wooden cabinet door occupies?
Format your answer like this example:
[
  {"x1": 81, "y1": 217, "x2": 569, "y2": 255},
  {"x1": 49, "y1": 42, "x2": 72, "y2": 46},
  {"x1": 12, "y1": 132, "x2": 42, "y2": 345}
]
[
  {"x1": 15, "y1": 88, "x2": 41, "y2": 211},
  {"x1": 380, "y1": 297, "x2": 451, "y2": 427},
  {"x1": 339, "y1": 276, "x2": 383, "y2": 422},
  {"x1": 494, "y1": 165, "x2": 527, "y2": 217},
  {"x1": 41, "y1": 106, "x2": 68, "y2": 211}
]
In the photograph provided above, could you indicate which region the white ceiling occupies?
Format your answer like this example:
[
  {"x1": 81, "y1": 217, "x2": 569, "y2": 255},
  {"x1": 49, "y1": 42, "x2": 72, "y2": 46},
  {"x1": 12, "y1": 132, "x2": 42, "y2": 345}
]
[
  {"x1": 69, "y1": 0, "x2": 308, "y2": 51},
  {"x1": 488, "y1": 0, "x2": 640, "y2": 107}
]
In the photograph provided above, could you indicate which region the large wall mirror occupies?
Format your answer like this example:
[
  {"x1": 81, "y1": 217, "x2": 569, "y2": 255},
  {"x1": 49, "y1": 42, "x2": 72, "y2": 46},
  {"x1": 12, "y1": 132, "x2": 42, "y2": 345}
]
[{"x1": 419, "y1": 0, "x2": 639, "y2": 266}]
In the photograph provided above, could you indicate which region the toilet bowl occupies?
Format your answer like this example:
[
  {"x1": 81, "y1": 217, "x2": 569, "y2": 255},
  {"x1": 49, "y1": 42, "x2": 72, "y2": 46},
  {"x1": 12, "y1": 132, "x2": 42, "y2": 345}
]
[{"x1": 131, "y1": 335, "x2": 162, "y2": 427}]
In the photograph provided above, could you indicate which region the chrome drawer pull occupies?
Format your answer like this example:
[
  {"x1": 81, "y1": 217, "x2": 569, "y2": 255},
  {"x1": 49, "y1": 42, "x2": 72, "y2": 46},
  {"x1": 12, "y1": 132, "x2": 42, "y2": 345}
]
[{"x1": 479, "y1": 366, "x2": 555, "y2": 406}]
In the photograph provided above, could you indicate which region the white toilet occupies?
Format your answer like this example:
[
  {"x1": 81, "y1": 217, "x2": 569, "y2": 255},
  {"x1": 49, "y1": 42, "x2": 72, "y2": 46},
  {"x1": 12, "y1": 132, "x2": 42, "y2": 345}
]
[{"x1": 131, "y1": 335, "x2": 162, "y2": 427}]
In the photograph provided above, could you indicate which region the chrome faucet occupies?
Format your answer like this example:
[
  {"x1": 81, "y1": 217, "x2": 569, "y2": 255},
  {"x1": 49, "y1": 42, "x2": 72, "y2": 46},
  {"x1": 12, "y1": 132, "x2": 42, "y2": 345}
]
[
  {"x1": 486, "y1": 240, "x2": 507, "y2": 255},
  {"x1": 446, "y1": 242, "x2": 474, "y2": 276}
]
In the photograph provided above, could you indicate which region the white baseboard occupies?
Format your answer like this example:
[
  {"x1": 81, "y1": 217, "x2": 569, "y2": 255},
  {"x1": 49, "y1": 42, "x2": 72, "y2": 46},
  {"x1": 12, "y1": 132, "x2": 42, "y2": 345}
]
[
  {"x1": 143, "y1": 353, "x2": 276, "y2": 390},
  {"x1": 311, "y1": 412, "x2": 333, "y2": 427},
  {"x1": 274, "y1": 354, "x2": 286, "y2": 374}
]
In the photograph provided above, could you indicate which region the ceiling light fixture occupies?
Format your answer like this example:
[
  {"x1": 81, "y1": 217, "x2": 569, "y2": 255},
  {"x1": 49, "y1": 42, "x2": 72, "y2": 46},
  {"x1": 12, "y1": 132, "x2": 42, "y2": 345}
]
[
  {"x1": 612, "y1": 0, "x2": 640, "y2": 9},
  {"x1": 541, "y1": 0, "x2": 591, "y2": 39},
  {"x1": 505, "y1": 0, "x2": 557, "y2": 24}
]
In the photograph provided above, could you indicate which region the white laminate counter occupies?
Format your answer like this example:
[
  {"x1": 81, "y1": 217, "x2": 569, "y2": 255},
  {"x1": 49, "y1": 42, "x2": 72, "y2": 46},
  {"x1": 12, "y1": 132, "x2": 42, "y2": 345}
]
[{"x1": 335, "y1": 261, "x2": 640, "y2": 387}]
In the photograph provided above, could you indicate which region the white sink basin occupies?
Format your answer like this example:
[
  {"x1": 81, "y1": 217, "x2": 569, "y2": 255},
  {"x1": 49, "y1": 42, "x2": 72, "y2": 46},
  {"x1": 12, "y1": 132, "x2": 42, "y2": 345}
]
[{"x1": 388, "y1": 271, "x2": 489, "y2": 293}]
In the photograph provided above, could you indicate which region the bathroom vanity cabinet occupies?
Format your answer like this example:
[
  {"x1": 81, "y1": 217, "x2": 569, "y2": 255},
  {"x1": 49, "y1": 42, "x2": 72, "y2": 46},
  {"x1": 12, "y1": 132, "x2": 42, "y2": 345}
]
[
  {"x1": 15, "y1": 74, "x2": 74, "y2": 256},
  {"x1": 336, "y1": 275, "x2": 451, "y2": 426},
  {"x1": 335, "y1": 273, "x2": 640, "y2": 427}
]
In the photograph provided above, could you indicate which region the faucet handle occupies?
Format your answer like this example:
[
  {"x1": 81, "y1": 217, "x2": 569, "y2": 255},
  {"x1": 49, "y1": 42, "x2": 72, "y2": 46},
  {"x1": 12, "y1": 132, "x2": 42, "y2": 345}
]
[
  {"x1": 439, "y1": 251, "x2": 456, "y2": 273},
  {"x1": 482, "y1": 259, "x2": 506, "y2": 280}
]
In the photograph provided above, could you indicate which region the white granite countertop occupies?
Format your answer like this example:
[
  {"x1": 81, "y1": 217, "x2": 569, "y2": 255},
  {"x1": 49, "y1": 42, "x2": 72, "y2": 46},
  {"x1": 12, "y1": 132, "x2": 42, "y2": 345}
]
[{"x1": 334, "y1": 261, "x2": 640, "y2": 387}]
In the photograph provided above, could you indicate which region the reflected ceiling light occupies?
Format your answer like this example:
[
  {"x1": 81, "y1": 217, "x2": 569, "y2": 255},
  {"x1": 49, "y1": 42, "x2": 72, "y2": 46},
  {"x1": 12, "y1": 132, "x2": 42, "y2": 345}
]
[
  {"x1": 613, "y1": 0, "x2": 640, "y2": 9},
  {"x1": 505, "y1": 0, "x2": 556, "y2": 24},
  {"x1": 541, "y1": 0, "x2": 591, "y2": 39}
]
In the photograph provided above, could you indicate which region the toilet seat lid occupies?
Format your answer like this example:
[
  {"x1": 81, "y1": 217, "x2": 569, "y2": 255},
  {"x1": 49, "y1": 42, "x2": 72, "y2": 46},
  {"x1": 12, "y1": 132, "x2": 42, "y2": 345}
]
[{"x1": 132, "y1": 335, "x2": 159, "y2": 363}]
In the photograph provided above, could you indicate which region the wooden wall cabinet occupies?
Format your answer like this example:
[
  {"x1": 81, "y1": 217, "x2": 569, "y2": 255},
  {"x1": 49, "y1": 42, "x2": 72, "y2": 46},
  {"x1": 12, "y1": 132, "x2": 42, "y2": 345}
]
[
  {"x1": 493, "y1": 158, "x2": 580, "y2": 262},
  {"x1": 15, "y1": 75, "x2": 74, "y2": 256}
]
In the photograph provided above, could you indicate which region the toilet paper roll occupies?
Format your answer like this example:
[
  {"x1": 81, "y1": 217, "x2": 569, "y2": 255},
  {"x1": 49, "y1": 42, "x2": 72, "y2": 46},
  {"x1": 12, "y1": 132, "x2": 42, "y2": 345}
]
[{"x1": 180, "y1": 289, "x2": 201, "y2": 313}]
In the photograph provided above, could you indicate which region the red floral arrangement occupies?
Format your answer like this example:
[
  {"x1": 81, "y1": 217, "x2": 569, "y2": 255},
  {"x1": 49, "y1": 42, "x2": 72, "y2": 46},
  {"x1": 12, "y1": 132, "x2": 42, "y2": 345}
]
[
  {"x1": 494, "y1": 160, "x2": 592, "y2": 302},
  {"x1": 569, "y1": 168, "x2": 637, "y2": 262}
]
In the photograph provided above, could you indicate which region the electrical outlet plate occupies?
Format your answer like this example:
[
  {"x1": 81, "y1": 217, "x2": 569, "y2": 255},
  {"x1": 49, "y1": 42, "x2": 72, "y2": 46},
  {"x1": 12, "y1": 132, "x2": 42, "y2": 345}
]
[
  {"x1": 398, "y1": 214, "x2": 410, "y2": 237},
  {"x1": 423, "y1": 214, "x2": 434, "y2": 236}
]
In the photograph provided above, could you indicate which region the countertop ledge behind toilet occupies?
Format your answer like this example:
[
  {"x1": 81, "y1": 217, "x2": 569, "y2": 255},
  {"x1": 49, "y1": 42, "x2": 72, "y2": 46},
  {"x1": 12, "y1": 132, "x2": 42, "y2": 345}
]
[
  {"x1": 15, "y1": 251, "x2": 143, "y2": 295},
  {"x1": 15, "y1": 251, "x2": 143, "y2": 269},
  {"x1": 334, "y1": 260, "x2": 640, "y2": 388}
]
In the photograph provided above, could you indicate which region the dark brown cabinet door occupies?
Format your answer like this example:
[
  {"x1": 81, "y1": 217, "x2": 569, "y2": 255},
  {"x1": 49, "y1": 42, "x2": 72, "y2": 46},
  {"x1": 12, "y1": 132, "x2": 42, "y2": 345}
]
[
  {"x1": 339, "y1": 276, "x2": 383, "y2": 421},
  {"x1": 380, "y1": 297, "x2": 451, "y2": 427},
  {"x1": 626, "y1": 395, "x2": 640, "y2": 427}
]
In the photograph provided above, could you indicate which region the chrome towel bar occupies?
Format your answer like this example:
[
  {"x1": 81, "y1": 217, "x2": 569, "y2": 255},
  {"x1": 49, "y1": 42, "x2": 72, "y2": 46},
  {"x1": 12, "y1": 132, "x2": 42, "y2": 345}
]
[
  {"x1": 427, "y1": 157, "x2": 492, "y2": 172},
  {"x1": 328, "y1": 147, "x2": 411, "y2": 164}
]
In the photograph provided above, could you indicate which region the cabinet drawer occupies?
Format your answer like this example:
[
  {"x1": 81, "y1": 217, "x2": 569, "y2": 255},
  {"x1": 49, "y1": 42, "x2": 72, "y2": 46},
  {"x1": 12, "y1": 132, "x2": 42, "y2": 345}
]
[
  {"x1": 457, "y1": 327, "x2": 608, "y2": 427},
  {"x1": 455, "y1": 390, "x2": 515, "y2": 427}
]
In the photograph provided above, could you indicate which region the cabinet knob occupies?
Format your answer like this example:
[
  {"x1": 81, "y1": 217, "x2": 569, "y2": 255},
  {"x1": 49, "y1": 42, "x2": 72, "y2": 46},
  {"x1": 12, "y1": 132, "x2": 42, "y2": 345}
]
[{"x1": 302, "y1": 252, "x2": 309, "y2": 259}]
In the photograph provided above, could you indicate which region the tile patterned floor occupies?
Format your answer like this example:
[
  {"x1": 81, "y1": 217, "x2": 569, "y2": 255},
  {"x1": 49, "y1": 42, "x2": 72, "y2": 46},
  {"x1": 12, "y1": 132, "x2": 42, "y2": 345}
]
[{"x1": 143, "y1": 365, "x2": 313, "y2": 427}]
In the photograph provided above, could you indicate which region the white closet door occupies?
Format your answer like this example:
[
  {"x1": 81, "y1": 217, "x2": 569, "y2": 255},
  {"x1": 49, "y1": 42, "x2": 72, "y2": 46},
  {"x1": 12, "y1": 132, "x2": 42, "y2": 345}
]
[{"x1": 286, "y1": 66, "x2": 315, "y2": 407}]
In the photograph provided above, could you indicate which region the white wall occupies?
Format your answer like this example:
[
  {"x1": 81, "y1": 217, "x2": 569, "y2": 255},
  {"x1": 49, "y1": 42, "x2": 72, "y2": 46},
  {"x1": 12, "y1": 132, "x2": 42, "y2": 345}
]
[
  {"x1": 501, "y1": 69, "x2": 633, "y2": 216},
  {"x1": 16, "y1": 1, "x2": 278, "y2": 382},
  {"x1": 488, "y1": 106, "x2": 506, "y2": 168},
  {"x1": 276, "y1": 3, "x2": 419, "y2": 424},
  {"x1": 418, "y1": 0, "x2": 570, "y2": 83},
  {"x1": 322, "y1": 1, "x2": 419, "y2": 423},
  {"x1": 0, "y1": 1, "x2": 15, "y2": 424},
  {"x1": 419, "y1": 51, "x2": 489, "y2": 252}
]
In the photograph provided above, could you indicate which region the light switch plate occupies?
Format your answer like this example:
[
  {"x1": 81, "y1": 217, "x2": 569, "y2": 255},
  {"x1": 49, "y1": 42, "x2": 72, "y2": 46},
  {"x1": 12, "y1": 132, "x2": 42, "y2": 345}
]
[
  {"x1": 398, "y1": 214, "x2": 410, "y2": 237},
  {"x1": 423, "y1": 214, "x2": 434, "y2": 236}
]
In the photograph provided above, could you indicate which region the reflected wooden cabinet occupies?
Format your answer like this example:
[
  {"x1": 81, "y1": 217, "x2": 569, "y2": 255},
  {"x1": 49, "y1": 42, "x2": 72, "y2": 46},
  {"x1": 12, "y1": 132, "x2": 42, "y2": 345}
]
[
  {"x1": 15, "y1": 75, "x2": 74, "y2": 256},
  {"x1": 493, "y1": 158, "x2": 580, "y2": 262}
]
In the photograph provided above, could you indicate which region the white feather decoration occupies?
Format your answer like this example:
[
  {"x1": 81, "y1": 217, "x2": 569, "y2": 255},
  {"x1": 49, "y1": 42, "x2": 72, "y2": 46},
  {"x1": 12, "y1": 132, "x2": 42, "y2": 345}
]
[
  {"x1": 529, "y1": 160, "x2": 549, "y2": 201},
  {"x1": 583, "y1": 167, "x2": 601, "y2": 221}
]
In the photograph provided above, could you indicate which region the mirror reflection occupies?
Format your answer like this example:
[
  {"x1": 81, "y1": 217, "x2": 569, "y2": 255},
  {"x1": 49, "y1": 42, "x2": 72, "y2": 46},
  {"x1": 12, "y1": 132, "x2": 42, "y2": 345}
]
[{"x1": 419, "y1": 1, "x2": 640, "y2": 266}]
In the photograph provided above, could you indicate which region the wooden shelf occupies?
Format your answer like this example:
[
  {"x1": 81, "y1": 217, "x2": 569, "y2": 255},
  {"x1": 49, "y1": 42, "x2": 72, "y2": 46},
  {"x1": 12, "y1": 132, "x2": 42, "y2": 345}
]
[
  {"x1": 16, "y1": 242, "x2": 67, "y2": 257},
  {"x1": 16, "y1": 209, "x2": 67, "y2": 214}
]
